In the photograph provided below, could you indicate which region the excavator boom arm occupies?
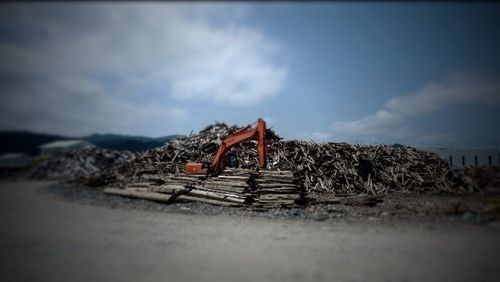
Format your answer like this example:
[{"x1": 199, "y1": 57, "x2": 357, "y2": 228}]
[
  {"x1": 184, "y1": 118, "x2": 267, "y2": 175},
  {"x1": 210, "y1": 118, "x2": 267, "y2": 174}
]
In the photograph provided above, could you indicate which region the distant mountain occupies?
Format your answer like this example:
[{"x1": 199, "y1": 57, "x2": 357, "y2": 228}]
[
  {"x1": 391, "y1": 143, "x2": 405, "y2": 148},
  {"x1": 83, "y1": 133, "x2": 180, "y2": 152},
  {"x1": 0, "y1": 131, "x2": 180, "y2": 156},
  {"x1": 84, "y1": 133, "x2": 154, "y2": 143},
  {"x1": 0, "y1": 131, "x2": 70, "y2": 156}
]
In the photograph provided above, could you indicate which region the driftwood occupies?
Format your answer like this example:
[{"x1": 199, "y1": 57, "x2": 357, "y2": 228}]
[
  {"x1": 30, "y1": 122, "x2": 493, "y2": 198},
  {"x1": 104, "y1": 187, "x2": 243, "y2": 207},
  {"x1": 116, "y1": 122, "x2": 482, "y2": 197},
  {"x1": 104, "y1": 187, "x2": 172, "y2": 202},
  {"x1": 31, "y1": 122, "x2": 495, "y2": 209},
  {"x1": 29, "y1": 147, "x2": 133, "y2": 186},
  {"x1": 104, "y1": 168, "x2": 304, "y2": 208}
]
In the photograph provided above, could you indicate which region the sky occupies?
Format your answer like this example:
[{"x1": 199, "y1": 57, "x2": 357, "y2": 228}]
[{"x1": 0, "y1": 2, "x2": 499, "y2": 148}]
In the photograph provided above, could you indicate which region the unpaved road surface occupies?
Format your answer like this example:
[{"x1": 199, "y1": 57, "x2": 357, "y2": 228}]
[{"x1": 1, "y1": 181, "x2": 500, "y2": 282}]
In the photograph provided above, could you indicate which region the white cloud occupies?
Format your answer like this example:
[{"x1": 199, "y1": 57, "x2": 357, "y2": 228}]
[
  {"x1": 330, "y1": 72, "x2": 500, "y2": 144},
  {"x1": 293, "y1": 131, "x2": 333, "y2": 142},
  {"x1": 0, "y1": 3, "x2": 287, "y2": 135},
  {"x1": 385, "y1": 72, "x2": 500, "y2": 116},
  {"x1": 262, "y1": 117, "x2": 275, "y2": 127},
  {"x1": 0, "y1": 75, "x2": 187, "y2": 137},
  {"x1": 332, "y1": 110, "x2": 407, "y2": 136},
  {"x1": 311, "y1": 131, "x2": 333, "y2": 141}
]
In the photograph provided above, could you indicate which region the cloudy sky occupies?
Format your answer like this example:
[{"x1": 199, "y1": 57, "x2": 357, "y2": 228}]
[{"x1": 0, "y1": 2, "x2": 499, "y2": 148}]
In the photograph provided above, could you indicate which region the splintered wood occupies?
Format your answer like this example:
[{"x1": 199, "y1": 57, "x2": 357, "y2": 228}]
[
  {"x1": 103, "y1": 122, "x2": 485, "y2": 209},
  {"x1": 104, "y1": 168, "x2": 304, "y2": 208},
  {"x1": 253, "y1": 170, "x2": 304, "y2": 208}
]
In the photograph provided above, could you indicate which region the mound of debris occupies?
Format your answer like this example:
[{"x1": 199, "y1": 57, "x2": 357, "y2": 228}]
[
  {"x1": 116, "y1": 122, "x2": 481, "y2": 197},
  {"x1": 29, "y1": 147, "x2": 133, "y2": 186},
  {"x1": 26, "y1": 121, "x2": 493, "y2": 209},
  {"x1": 263, "y1": 140, "x2": 481, "y2": 195},
  {"x1": 122, "y1": 122, "x2": 280, "y2": 178}
]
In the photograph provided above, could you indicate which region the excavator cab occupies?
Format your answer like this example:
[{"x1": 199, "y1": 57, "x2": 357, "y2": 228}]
[
  {"x1": 226, "y1": 152, "x2": 239, "y2": 168},
  {"x1": 184, "y1": 162, "x2": 210, "y2": 174}
]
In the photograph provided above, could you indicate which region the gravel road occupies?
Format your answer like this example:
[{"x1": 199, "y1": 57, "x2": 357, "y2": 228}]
[{"x1": 1, "y1": 180, "x2": 499, "y2": 282}]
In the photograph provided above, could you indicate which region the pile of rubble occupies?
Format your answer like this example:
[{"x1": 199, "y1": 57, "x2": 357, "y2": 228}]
[
  {"x1": 25, "y1": 122, "x2": 494, "y2": 208},
  {"x1": 116, "y1": 123, "x2": 481, "y2": 196},
  {"x1": 262, "y1": 140, "x2": 480, "y2": 195},
  {"x1": 121, "y1": 122, "x2": 251, "y2": 179},
  {"x1": 29, "y1": 147, "x2": 132, "y2": 186},
  {"x1": 120, "y1": 122, "x2": 282, "y2": 178}
]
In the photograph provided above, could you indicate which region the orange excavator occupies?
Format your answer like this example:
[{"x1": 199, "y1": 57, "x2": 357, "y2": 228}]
[{"x1": 185, "y1": 118, "x2": 267, "y2": 175}]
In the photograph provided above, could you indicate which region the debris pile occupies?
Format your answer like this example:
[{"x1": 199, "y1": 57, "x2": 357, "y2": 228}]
[
  {"x1": 261, "y1": 140, "x2": 480, "y2": 195},
  {"x1": 26, "y1": 122, "x2": 493, "y2": 209},
  {"x1": 116, "y1": 122, "x2": 480, "y2": 197},
  {"x1": 121, "y1": 123, "x2": 281, "y2": 181},
  {"x1": 29, "y1": 147, "x2": 132, "y2": 186}
]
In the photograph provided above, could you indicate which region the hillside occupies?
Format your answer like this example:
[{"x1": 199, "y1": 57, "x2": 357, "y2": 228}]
[{"x1": 0, "y1": 131, "x2": 179, "y2": 155}]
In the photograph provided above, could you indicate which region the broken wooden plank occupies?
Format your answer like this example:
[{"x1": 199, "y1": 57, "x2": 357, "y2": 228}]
[{"x1": 104, "y1": 187, "x2": 172, "y2": 202}]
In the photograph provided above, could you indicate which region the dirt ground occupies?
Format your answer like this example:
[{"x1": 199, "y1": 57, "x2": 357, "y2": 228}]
[{"x1": 1, "y1": 180, "x2": 500, "y2": 282}]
